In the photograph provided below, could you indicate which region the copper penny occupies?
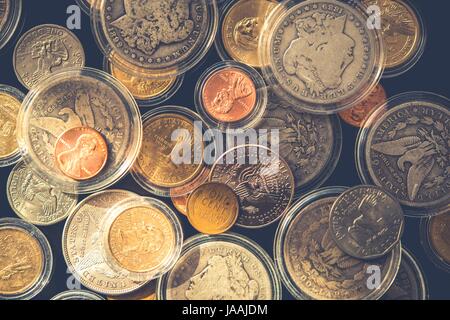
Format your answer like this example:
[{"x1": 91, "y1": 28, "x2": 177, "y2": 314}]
[
  {"x1": 55, "y1": 127, "x2": 108, "y2": 180},
  {"x1": 202, "y1": 67, "x2": 256, "y2": 123},
  {"x1": 339, "y1": 84, "x2": 387, "y2": 127}
]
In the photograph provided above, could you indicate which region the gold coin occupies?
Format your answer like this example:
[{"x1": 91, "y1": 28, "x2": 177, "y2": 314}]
[
  {"x1": 108, "y1": 206, "x2": 176, "y2": 274},
  {"x1": 0, "y1": 92, "x2": 21, "y2": 159},
  {"x1": 429, "y1": 212, "x2": 450, "y2": 264},
  {"x1": 222, "y1": 0, "x2": 278, "y2": 68},
  {"x1": 363, "y1": 0, "x2": 422, "y2": 68},
  {"x1": 0, "y1": 228, "x2": 44, "y2": 295},
  {"x1": 134, "y1": 113, "x2": 203, "y2": 188},
  {"x1": 187, "y1": 182, "x2": 239, "y2": 234},
  {"x1": 107, "y1": 282, "x2": 157, "y2": 301}
]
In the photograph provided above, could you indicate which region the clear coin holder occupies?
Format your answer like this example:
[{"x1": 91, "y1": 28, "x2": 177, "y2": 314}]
[
  {"x1": 0, "y1": 0, "x2": 21, "y2": 50},
  {"x1": 75, "y1": 0, "x2": 91, "y2": 15},
  {"x1": 0, "y1": 218, "x2": 53, "y2": 300},
  {"x1": 51, "y1": 290, "x2": 105, "y2": 300},
  {"x1": 156, "y1": 232, "x2": 282, "y2": 300},
  {"x1": 420, "y1": 213, "x2": 450, "y2": 274}
]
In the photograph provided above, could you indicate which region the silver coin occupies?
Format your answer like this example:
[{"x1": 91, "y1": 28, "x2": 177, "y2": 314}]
[
  {"x1": 210, "y1": 144, "x2": 294, "y2": 228},
  {"x1": 7, "y1": 161, "x2": 78, "y2": 226},
  {"x1": 365, "y1": 101, "x2": 450, "y2": 209},
  {"x1": 13, "y1": 24, "x2": 85, "y2": 89},
  {"x1": 330, "y1": 185, "x2": 404, "y2": 259}
]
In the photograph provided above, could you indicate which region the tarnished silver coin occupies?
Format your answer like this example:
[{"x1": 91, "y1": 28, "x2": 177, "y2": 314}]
[
  {"x1": 256, "y1": 92, "x2": 342, "y2": 194},
  {"x1": 330, "y1": 185, "x2": 404, "y2": 259},
  {"x1": 7, "y1": 162, "x2": 78, "y2": 226},
  {"x1": 210, "y1": 145, "x2": 294, "y2": 228},
  {"x1": 365, "y1": 101, "x2": 449, "y2": 209},
  {"x1": 62, "y1": 190, "x2": 146, "y2": 295},
  {"x1": 13, "y1": 24, "x2": 85, "y2": 89}
]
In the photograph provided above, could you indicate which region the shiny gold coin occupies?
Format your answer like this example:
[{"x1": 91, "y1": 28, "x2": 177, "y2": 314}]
[
  {"x1": 107, "y1": 282, "x2": 157, "y2": 301},
  {"x1": 429, "y1": 212, "x2": 450, "y2": 264},
  {"x1": 0, "y1": 92, "x2": 21, "y2": 159},
  {"x1": 108, "y1": 206, "x2": 176, "y2": 273},
  {"x1": 0, "y1": 228, "x2": 44, "y2": 295},
  {"x1": 363, "y1": 0, "x2": 422, "y2": 68},
  {"x1": 134, "y1": 113, "x2": 203, "y2": 189},
  {"x1": 222, "y1": 0, "x2": 278, "y2": 68},
  {"x1": 187, "y1": 182, "x2": 239, "y2": 234}
]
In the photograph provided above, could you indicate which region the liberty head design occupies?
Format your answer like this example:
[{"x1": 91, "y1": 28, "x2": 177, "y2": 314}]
[
  {"x1": 185, "y1": 253, "x2": 259, "y2": 300},
  {"x1": 283, "y1": 12, "x2": 356, "y2": 96},
  {"x1": 234, "y1": 17, "x2": 260, "y2": 50}
]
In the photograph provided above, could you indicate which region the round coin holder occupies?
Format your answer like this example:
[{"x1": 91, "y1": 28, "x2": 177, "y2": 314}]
[
  {"x1": 100, "y1": 196, "x2": 184, "y2": 282},
  {"x1": 51, "y1": 290, "x2": 105, "y2": 300},
  {"x1": 258, "y1": 0, "x2": 385, "y2": 114},
  {"x1": 75, "y1": 0, "x2": 91, "y2": 15},
  {"x1": 194, "y1": 60, "x2": 268, "y2": 131},
  {"x1": 102, "y1": 56, "x2": 184, "y2": 107},
  {"x1": 17, "y1": 67, "x2": 143, "y2": 194},
  {"x1": 156, "y1": 232, "x2": 282, "y2": 300},
  {"x1": 0, "y1": 84, "x2": 25, "y2": 167},
  {"x1": 91, "y1": 0, "x2": 219, "y2": 79},
  {"x1": 274, "y1": 186, "x2": 402, "y2": 300},
  {"x1": 420, "y1": 214, "x2": 450, "y2": 274},
  {"x1": 355, "y1": 92, "x2": 450, "y2": 217},
  {"x1": 0, "y1": 218, "x2": 53, "y2": 300},
  {"x1": 131, "y1": 106, "x2": 214, "y2": 198},
  {"x1": 0, "y1": 0, "x2": 21, "y2": 50}
]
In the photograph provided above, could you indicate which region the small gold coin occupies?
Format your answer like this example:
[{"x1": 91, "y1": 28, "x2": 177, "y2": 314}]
[
  {"x1": 0, "y1": 92, "x2": 21, "y2": 160},
  {"x1": 187, "y1": 182, "x2": 239, "y2": 234},
  {"x1": 429, "y1": 212, "x2": 450, "y2": 264},
  {"x1": 0, "y1": 228, "x2": 44, "y2": 295}
]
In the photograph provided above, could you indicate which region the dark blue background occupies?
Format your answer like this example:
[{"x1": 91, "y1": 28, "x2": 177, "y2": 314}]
[{"x1": 0, "y1": 0, "x2": 448, "y2": 300}]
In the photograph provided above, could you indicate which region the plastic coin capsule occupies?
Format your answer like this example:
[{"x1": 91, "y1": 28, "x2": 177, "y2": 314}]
[
  {"x1": 16, "y1": 67, "x2": 143, "y2": 194},
  {"x1": 0, "y1": 84, "x2": 25, "y2": 167},
  {"x1": 0, "y1": 0, "x2": 21, "y2": 50},
  {"x1": 420, "y1": 212, "x2": 450, "y2": 274},
  {"x1": 51, "y1": 290, "x2": 105, "y2": 300},
  {"x1": 0, "y1": 218, "x2": 53, "y2": 300},
  {"x1": 156, "y1": 232, "x2": 282, "y2": 300},
  {"x1": 75, "y1": 0, "x2": 92, "y2": 15},
  {"x1": 274, "y1": 187, "x2": 401, "y2": 300}
]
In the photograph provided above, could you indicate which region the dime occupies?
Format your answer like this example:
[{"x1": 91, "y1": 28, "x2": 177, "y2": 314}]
[
  {"x1": 0, "y1": 0, "x2": 10, "y2": 32},
  {"x1": 134, "y1": 113, "x2": 203, "y2": 189},
  {"x1": 210, "y1": 145, "x2": 294, "y2": 228},
  {"x1": 284, "y1": 197, "x2": 401, "y2": 300},
  {"x1": 330, "y1": 185, "x2": 404, "y2": 259},
  {"x1": 363, "y1": 0, "x2": 422, "y2": 69},
  {"x1": 0, "y1": 91, "x2": 21, "y2": 160},
  {"x1": 339, "y1": 84, "x2": 387, "y2": 127},
  {"x1": 107, "y1": 282, "x2": 157, "y2": 301},
  {"x1": 187, "y1": 182, "x2": 239, "y2": 234},
  {"x1": 256, "y1": 92, "x2": 341, "y2": 192},
  {"x1": 7, "y1": 162, "x2": 78, "y2": 225},
  {"x1": 0, "y1": 228, "x2": 44, "y2": 296},
  {"x1": 266, "y1": 0, "x2": 381, "y2": 106},
  {"x1": 382, "y1": 249, "x2": 427, "y2": 300},
  {"x1": 13, "y1": 24, "x2": 85, "y2": 89},
  {"x1": 55, "y1": 127, "x2": 108, "y2": 181},
  {"x1": 202, "y1": 67, "x2": 256, "y2": 123},
  {"x1": 62, "y1": 190, "x2": 145, "y2": 295},
  {"x1": 162, "y1": 234, "x2": 277, "y2": 300},
  {"x1": 429, "y1": 212, "x2": 450, "y2": 265},
  {"x1": 365, "y1": 100, "x2": 450, "y2": 209},
  {"x1": 108, "y1": 206, "x2": 177, "y2": 274},
  {"x1": 221, "y1": 0, "x2": 278, "y2": 67}
]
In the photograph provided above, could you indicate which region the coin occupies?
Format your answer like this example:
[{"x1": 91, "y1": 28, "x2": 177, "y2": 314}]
[
  {"x1": 256, "y1": 92, "x2": 341, "y2": 193},
  {"x1": 161, "y1": 234, "x2": 278, "y2": 300},
  {"x1": 187, "y1": 182, "x2": 239, "y2": 234},
  {"x1": 0, "y1": 227, "x2": 44, "y2": 296},
  {"x1": 100, "y1": 0, "x2": 213, "y2": 70},
  {"x1": 363, "y1": 0, "x2": 421, "y2": 69},
  {"x1": 134, "y1": 113, "x2": 203, "y2": 189},
  {"x1": 51, "y1": 290, "x2": 104, "y2": 300},
  {"x1": 339, "y1": 84, "x2": 387, "y2": 127},
  {"x1": 7, "y1": 162, "x2": 78, "y2": 225},
  {"x1": 210, "y1": 145, "x2": 294, "y2": 228},
  {"x1": 382, "y1": 249, "x2": 427, "y2": 300},
  {"x1": 365, "y1": 100, "x2": 450, "y2": 209},
  {"x1": 13, "y1": 24, "x2": 85, "y2": 89},
  {"x1": 330, "y1": 185, "x2": 404, "y2": 259},
  {"x1": 429, "y1": 212, "x2": 450, "y2": 265},
  {"x1": 62, "y1": 190, "x2": 145, "y2": 295},
  {"x1": 0, "y1": 0, "x2": 10, "y2": 32},
  {"x1": 0, "y1": 91, "x2": 21, "y2": 160},
  {"x1": 55, "y1": 127, "x2": 108, "y2": 180},
  {"x1": 266, "y1": 0, "x2": 380, "y2": 106},
  {"x1": 221, "y1": 0, "x2": 277, "y2": 68},
  {"x1": 202, "y1": 67, "x2": 257, "y2": 123},
  {"x1": 107, "y1": 282, "x2": 157, "y2": 301},
  {"x1": 284, "y1": 197, "x2": 401, "y2": 300},
  {"x1": 108, "y1": 206, "x2": 177, "y2": 274}
]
